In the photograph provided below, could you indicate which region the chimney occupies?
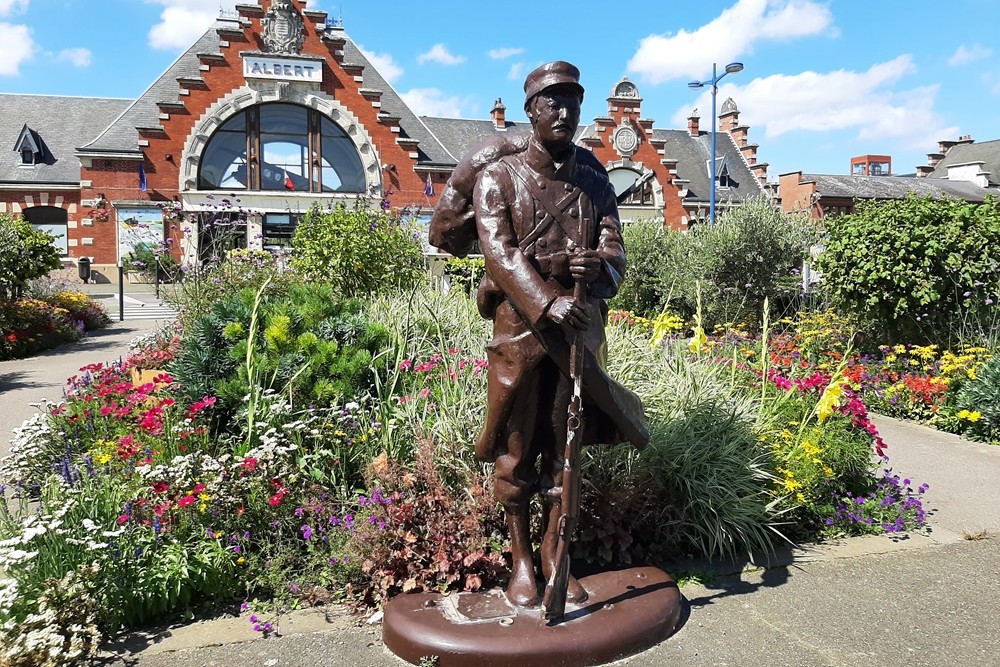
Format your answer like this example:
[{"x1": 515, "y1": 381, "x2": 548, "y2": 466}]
[
  {"x1": 687, "y1": 108, "x2": 700, "y2": 137},
  {"x1": 491, "y1": 98, "x2": 506, "y2": 130}
]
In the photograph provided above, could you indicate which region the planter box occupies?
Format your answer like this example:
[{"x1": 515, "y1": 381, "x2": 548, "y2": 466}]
[{"x1": 126, "y1": 271, "x2": 154, "y2": 284}]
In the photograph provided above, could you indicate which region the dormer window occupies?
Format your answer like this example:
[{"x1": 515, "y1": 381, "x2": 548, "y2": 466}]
[
  {"x1": 710, "y1": 156, "x2": 735, "y2": 189},
  {"x1": 14, "y1": 124, "x2": 43, "y2": 167},
  {"x1": 719, "y1": 162, "x2": 733, "y2": 189}
]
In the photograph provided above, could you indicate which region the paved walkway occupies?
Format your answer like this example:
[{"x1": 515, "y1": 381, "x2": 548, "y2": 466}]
[{"x1": 2, "y1": 330, "x2": 998, "y2": 666}]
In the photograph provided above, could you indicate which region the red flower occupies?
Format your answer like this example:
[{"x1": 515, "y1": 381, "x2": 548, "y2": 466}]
[
  {"x1": 152, "y1": 481, "x2": 169, "y2": 494},
  {"x1": 178, "y1": 495, "x2": 196, "y2": 508},
  {"x1": 192, "y1": 483, "x2": 206, "y2": 494}
]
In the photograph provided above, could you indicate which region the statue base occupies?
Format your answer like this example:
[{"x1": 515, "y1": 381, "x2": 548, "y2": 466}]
[{"x1": 382, "y1": 566, "x2": 682, "y2": 667}]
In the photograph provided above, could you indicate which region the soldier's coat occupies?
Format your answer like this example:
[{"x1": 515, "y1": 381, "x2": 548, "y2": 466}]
[{"x1": 471, "y1": 139, "x2": 649, "y2": 465}]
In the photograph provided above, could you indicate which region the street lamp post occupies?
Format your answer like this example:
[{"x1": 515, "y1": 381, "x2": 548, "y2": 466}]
[{"x1": 688, "y1": 62, "x2": 744, "y2": 224}]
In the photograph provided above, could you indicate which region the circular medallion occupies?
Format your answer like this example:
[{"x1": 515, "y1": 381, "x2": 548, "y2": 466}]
[{"x1": 613, "y1": 126, "x2": 639, "y2": 156}]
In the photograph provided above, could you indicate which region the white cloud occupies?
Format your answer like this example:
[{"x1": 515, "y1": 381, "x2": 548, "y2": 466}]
[
  {"x1": 0, "y1": 22, "x2": 33, "y2": 75},
  {"x1": 417, "y1": 43, "x2": 466, "y2": 66},
  {"x1": 489, "y1": 47, "x2": 524, "y2": 60},
  {"x1": 58, "y1": 47, "x2": 91, "y2": 68},
  {"x1": 674, "y1": 56, "x2": 957, "y2": 150},
  {"x1": 628, "y1": 0, "x2": 833, "y2": 84},
  {"x1": 507, "y1": 62, "x2": 525, "y2": 81},
  {"x1": 0, "y1": 0, "x2": 28, "y2": 18},
  {"x1": 400, "y1": 88, "x2": 470, "y2": 118},
  {"x1": 147, "y1": 0, "x2": 233, "y2": 50},
  {"x1": 358, "y1": 45, "x2": 404, "y2": 84},
  {"x1": 948, "y1": 43, "x2": 992, "y2": 67}
]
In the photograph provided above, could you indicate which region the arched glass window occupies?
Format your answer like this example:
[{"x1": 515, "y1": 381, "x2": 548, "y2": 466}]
[
  {"x1": 198, "y1": 103, "x2": 365, "y2": 193},
  {"x1": 608, "y1": 168, "x2": 653, "y2": 206}
]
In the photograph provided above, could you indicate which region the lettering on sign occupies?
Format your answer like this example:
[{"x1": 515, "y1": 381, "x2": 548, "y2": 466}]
[{"x1": 244, "y1": 56, "x2": 322, "y2": 83}]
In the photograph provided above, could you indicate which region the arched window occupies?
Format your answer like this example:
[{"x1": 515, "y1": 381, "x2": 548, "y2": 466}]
[
  {"x1": 22, "y1": 206, "x2": 68, "y2": 255},
  {"x1": 608, "y1": 168, "x2": 653, "y2": 206},
  {"x1": 198, "y1": 103, "x2": 365, "y2": 193}
]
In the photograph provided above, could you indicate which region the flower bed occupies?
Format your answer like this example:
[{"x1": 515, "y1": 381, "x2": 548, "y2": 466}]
[
  {"x1": 0, "y1": 291, "x2": 110, "y2": 360},
  {"x1": 0, "y1": 293, "x2": 933, "y2": 665}
]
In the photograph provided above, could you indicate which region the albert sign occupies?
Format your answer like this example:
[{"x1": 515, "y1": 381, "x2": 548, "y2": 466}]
[{"x1": 244, "y1": 56, "x2": 322, "y2": 83}]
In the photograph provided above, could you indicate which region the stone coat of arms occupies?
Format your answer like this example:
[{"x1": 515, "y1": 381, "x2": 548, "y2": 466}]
[{"x1": 262, "y1": 0, "x2": 305, "y2": 54}]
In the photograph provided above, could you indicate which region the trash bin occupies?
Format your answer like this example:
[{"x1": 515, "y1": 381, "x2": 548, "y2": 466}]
[{"x1": 77, "y1": 257, "x2": 91, "y2": 284}]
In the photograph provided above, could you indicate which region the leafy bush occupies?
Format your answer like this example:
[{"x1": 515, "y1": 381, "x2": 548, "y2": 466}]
[
  {"x1": 166, "y1": 249, "x2": 295, "y2": 329},
  {"x1": 169, "y1": 283, "x2": 391, "y2": 426},
  {"x1": 611, "y1": 197, "x2": 815, "y2": 326},
  {"x1": 816, "y1": 195, "x2": 1000, "y2": 343},
  {"x1": 609, "y1": 219, "x2": 681, "y2": 316},
  {"x1": 0, "y1": 213, "x2": 62, "y2": 301},
  {"x1": 291, "y1": 202, "x2": 425, "y2": 297}
]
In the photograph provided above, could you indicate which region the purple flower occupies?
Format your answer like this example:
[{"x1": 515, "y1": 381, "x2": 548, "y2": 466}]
[{"x1": 301, "y1": 525, "x2": 313, "y2": 540}]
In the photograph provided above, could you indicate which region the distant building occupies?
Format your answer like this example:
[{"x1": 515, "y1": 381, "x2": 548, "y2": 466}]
[
  {"x1": 1, "y1": 0, "x2": 774, "y2": 284},
  {"x1": 780, "y1": 137, "x2": 1000, "y2": 222},
  {"x1": 850, "y1": 154, "x2": 891, "y2": 176}
]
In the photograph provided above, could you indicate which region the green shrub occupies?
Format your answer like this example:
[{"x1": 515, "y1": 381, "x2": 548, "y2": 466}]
[
  {"x1": 291, "y1": 202, "x2": 425, "y2": 297},
  {"x1": 954, "y1": 355, "x2": 1000, "y2": 442},
  {"x1": 169, "y1": 283, "x2": 391, "y2": 425},
  {"x1": 692, "y1": 197, "x2": 815, "y2": 326},
  {"x1": 166, "y1": 249, "x2": 295, "y2": 329},
  {"x1": 0, "y1": 213, "x2": 62, "y2": 301},
  {"x1": 609, "y1": 219, "x2": 681, "y2": 316},
  {"x1": 816, "y1": 195, "x2": 1000, "y2": 343},
  {"x1": 611, "y1": 198, "x2": 815, "y2": 327}
]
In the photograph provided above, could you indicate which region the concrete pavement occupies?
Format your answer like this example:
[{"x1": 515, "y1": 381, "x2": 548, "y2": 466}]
[{"x1": 2, "y1": 325, "x2": 998, "y2": 666}]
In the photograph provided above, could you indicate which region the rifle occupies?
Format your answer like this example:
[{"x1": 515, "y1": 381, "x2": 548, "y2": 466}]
[{"x1": 541, "y1": 234, "x2": 589, "y2": 622}]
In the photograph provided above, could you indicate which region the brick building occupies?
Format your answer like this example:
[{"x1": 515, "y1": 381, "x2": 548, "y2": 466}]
[{"x1": 2, "y1": 0, "x2": 771, "y2": 283}]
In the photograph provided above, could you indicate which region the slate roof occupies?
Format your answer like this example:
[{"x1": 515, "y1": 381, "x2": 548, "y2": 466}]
[
  {"x1": 419, "y1": 117, "x2": 532, "y2": 164},
  {"x1": 652, "y1": 129, "x2": 765, "y2": 203},
  {"x1": 340, "y1": 36, "x2": 455, "y2": 167},
  {"x1": 800, "y1": 173, "x2": 1000, "y2": 201},
  {"x1": 925, "y1": 139, "x2": 1000, "y2": 185},
  {"x1": 79, "y1": 23, "x2": 224, "y2": 155},
  {"x1": 0, "y1": 94, "x2": 132, "y2": 184}
]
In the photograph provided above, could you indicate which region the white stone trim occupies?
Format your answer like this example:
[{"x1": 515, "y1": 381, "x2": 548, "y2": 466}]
[{"x1": 178, "y1": 83, "x2": 383, "y2": 199}]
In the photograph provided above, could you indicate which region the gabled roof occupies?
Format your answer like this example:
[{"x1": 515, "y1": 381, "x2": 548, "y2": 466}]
[
  {"x1": 926, "y1": 139, "x2": 1000, "y2": 185},
  {"x1": 800, "y1": 173, "x2": 1000, "y2": 201},
  {"x1": 652, "y1": 129, "x2": 765, "y2": 203},
  {"x1": 76, "y1": 20, "x2": 457, "y2": 168},
  {"x1": 0, "y1": 94, "x2": 132, "y2": 184},
  {"x1": 420, "y1": 117, "x2": 532, "y2": 164},
  {"x1": 79, "y1": 21, "x2": 224, "y2": 155},
  {"x1": 340, "y1": 36, "x2": 454, "y2": 166}
]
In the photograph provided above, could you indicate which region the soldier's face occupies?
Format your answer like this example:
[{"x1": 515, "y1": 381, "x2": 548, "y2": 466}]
[{"x1": 529, "y1": 87, "x2": 581, "y2": 149}]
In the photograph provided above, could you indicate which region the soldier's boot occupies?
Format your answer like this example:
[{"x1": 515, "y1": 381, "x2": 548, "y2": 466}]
[
  {"x1": 504, "y1": 502, "x2": 540, "y2": 607},
  {"x1": 541, "y1": 498, "x2": 588, "y2": 604}
]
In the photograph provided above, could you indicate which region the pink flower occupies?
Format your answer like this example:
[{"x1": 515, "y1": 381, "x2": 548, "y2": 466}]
[{"x1": 178, "y1": 495, "x2": 196, "y2": 508}]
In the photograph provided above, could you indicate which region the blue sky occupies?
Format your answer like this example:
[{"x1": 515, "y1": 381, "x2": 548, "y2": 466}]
[{"x1": 1, "y1": 0, "x2": 998, "y2": 178}]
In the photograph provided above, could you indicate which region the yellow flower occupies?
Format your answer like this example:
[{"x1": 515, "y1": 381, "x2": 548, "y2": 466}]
[
  {"x1": 958, "y1": 410, "x2": 983, "y2": 423},
  {"x1": 817, "y1": 374, "x2": 847, "y2": 423},
  {"x1": 198, "y1": 493, "x2": 211, "y2": 502},
  {"x1": 237, "y1": 556, "x2": 246, "y2": 565},
  {"x1": 689, "y1": 325, "x2": 708, "y2": 354}
]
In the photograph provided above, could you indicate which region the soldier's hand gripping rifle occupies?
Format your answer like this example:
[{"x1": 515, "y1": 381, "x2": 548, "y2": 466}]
[{"x1": 541, "y1": 229, "x2": 590, "y2": 622}]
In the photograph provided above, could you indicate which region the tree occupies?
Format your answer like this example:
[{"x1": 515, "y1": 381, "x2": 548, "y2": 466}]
[{"x1": 0, "y1": 213, "x2": 62, "y2": 301}]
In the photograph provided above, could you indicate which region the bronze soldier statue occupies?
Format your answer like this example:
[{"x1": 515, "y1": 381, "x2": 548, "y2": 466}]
[{"x1": 430, "y1": 61, "x2": 649, "y2": 609}]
